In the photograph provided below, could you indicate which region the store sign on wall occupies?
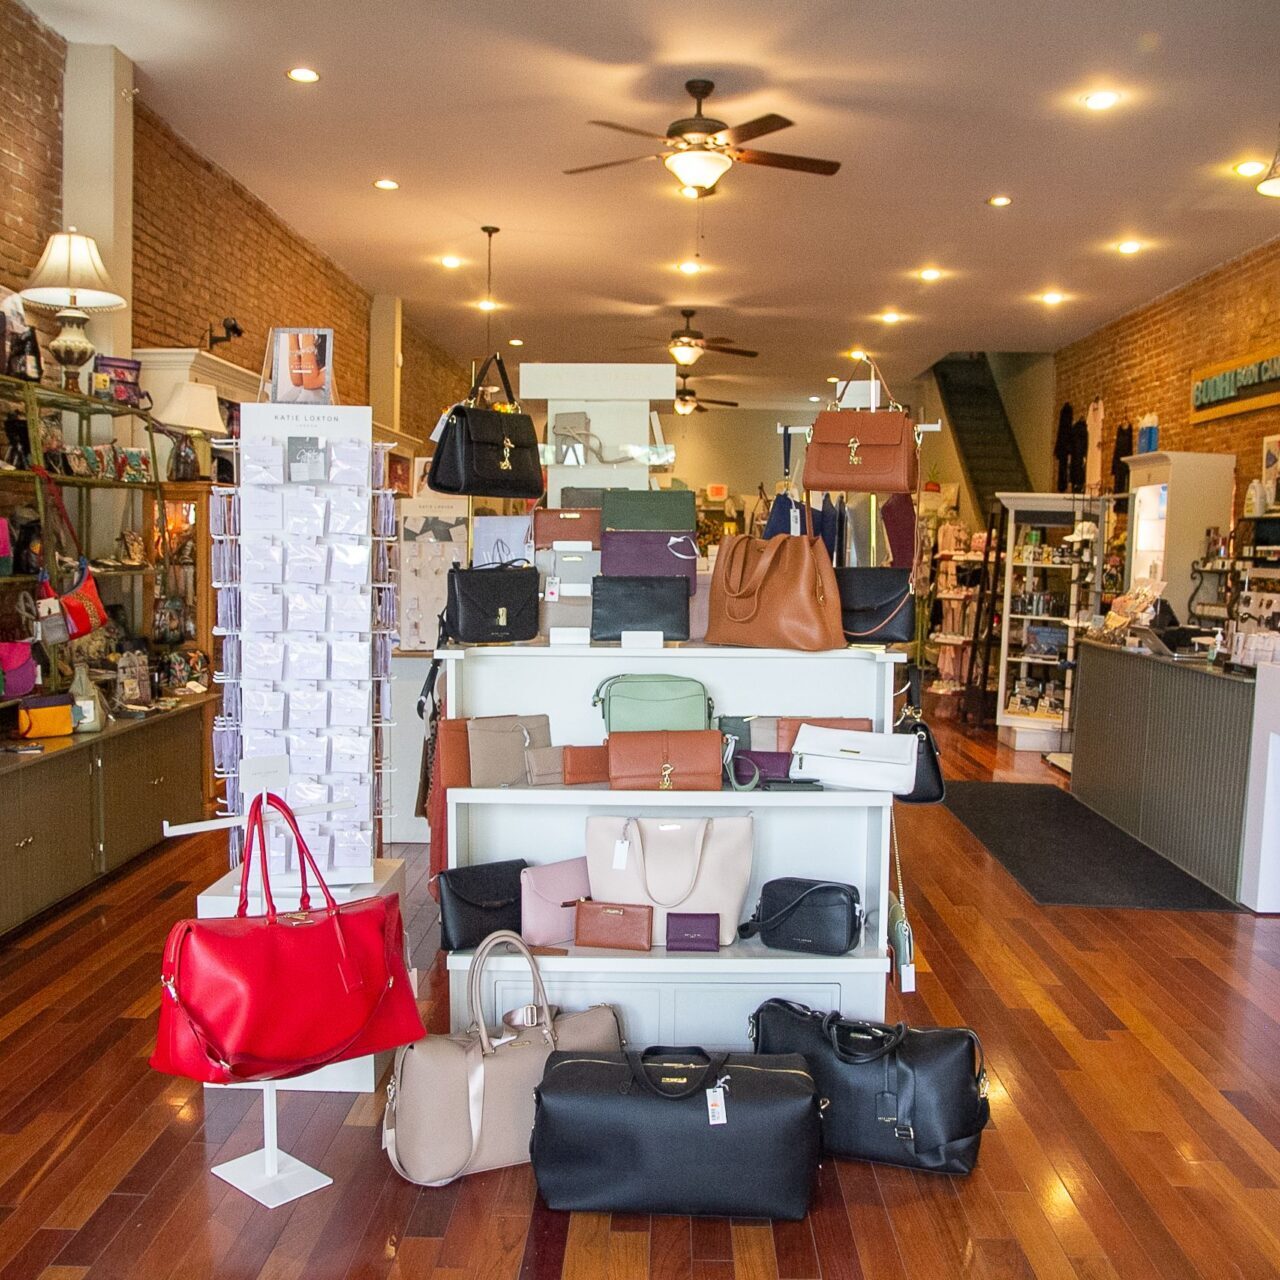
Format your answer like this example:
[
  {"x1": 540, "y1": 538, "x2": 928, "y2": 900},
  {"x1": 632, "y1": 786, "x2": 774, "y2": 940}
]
[{"x1": 1190, "y1": 346, "x2": 1280, "y2": 424}]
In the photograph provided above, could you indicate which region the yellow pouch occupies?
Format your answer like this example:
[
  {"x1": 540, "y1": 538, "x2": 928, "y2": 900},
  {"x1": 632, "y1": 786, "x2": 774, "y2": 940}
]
[{"x1": 17, "y1": 694, "x2": 75, "y2": 738}]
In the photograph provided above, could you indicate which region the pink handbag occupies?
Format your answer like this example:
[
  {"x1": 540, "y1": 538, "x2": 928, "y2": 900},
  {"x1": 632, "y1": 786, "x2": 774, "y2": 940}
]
[{"x1": 520, "y1": 857, "x2": 590, "y2": 946}]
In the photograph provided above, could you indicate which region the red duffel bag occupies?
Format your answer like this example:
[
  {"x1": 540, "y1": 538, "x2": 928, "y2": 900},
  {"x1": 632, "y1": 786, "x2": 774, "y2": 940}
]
[{"x1": 150, "y1": 791, "x2": 425, "y2": 1084}]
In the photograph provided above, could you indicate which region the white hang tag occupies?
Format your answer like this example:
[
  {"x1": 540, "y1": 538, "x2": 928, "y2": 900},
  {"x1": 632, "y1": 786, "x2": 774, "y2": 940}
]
[
  {"x1": 706, "y1": 1086, "x2": 727, "y2": 1125},
  {"x1": 545, "y1": 576, "x2": 561, "y2": 603},
  {"x1": 430, "y1": 407, "x2": 456, "y2": 444},
  {"x1": 612, "y1": 839, "x2": 629, "y2": 871},
  {"x1": 789, "y1": 507, "x2": 801, "y2": 536},
  {"x1": 76, "y1": 698, "x2": 97, "y2": 726}
]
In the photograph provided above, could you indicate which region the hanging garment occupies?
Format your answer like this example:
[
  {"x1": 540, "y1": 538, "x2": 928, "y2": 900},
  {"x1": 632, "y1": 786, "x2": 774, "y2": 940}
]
[
  {"x1": 1068, "y1": 419, "x2": 1089, "y2": 493},
  {"x1": 1053, "y1": 402, "x2": 1074, "y2": 492},
  {"x1": 1111, "y1": 423, "x2": 1133, "y2": 494},
  {"x1": 1085, "y1": 397, "x2": 1105, "y2": 492}
]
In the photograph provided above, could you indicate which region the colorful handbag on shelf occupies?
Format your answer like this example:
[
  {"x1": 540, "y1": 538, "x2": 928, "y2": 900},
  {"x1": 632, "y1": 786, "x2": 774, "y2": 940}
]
[{"x1": 150, "y1": 791, "x2": 424, "y2": 1085}]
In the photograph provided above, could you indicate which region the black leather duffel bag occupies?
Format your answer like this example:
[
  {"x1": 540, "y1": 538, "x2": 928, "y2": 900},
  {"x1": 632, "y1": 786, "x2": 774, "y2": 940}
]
[
  {"x1": 531, "y1": 1046, "x2": 822, "y2": 1219},
  {"x1": 749, "y1": 999, "x2": 989, "y2": 1174}
]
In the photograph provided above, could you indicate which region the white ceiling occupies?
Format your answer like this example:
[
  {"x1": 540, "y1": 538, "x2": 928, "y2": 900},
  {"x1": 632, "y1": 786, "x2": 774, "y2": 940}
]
[{"x1": 28, "y1": 0, "x2": 1280, "y2": 410}]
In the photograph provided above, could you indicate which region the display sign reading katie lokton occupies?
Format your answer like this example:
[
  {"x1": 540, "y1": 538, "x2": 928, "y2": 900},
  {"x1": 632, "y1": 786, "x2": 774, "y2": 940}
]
[{"x1": 1190, "y1": 346, "x2": 1280, "y2": 424}]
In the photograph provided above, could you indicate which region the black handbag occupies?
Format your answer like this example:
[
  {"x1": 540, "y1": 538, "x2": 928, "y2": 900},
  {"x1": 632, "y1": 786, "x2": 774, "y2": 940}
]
[
  {"x1": 835, "y1": 567, "x2": 914, "y2": 643},
  {"x1": 560, "y1": 486, "x2": 618, "y2": 509},
  {"x1": 444, "y1": 563, "x2": 539, "y2": 643},
  {"x1": 590, "y1": 575, "x2": 689, "y2": 642},
  {"x1": 749, "y1": 999, "x2": 989, "y2": 1174},
  {"x1": 531, "y1": 1046, "x2": 822, "y2": 1219},
  {"x1": 737, "y1": 878, "x2": 862, "y2": 956},
  {"x1": 435, "y1": 858, "x2": 528, "y2": 951},
  {"x1": 427, "y1": 352, "x2": 543, "y2": 499},
  {"x1": 896, "y1": 666, "x2": 944, "y2": 804}
]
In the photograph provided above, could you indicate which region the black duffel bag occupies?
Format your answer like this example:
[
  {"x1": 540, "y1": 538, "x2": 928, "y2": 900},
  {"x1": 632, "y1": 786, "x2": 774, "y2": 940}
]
[
  {"x1": 531, "y1": 1046, "x2": 822, "y2": 1219},
  {"x1": 749, "y1": 999, "x2": 989, "y2": 1175},
  {"x1": 427, "y1": 352, "x2": 544, "y2": 499},
  {"x1": 737, "y1": 878, "x2": 863, "y2": 956},
  {"x1": 435, "y1": 858, "x2": 527, "y2": 951},
  {"x1": 444, "y1": 562, "x2": 539, "y2": 644}
]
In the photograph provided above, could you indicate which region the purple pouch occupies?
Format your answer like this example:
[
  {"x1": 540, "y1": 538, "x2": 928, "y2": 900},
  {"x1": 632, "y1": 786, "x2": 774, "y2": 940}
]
[
  {"x1": 733, "y1": 750, "x2": 792, "y2": 786},
  {"x1": 666, "y1": 912, "x2": 720, "y2": 952},
  {"x1": 0, "y1": 642, "x2": 37, "y2": 698},
  {"x1": 600, "y1": 531, "x2": 699, "y2": 594}
]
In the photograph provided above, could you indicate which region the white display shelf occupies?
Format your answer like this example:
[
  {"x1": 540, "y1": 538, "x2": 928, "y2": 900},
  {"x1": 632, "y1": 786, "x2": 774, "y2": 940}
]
[{"x1": 451, "y1": 785, "x2": 892, "y2": 808}]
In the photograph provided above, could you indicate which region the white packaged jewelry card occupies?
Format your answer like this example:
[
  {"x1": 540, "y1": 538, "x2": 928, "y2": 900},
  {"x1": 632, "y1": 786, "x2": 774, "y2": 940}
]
[
  {"x1": 242, "y1": 685, "x2": 286, "y2": 730},
  {"x1": 241, "y1": 636, "x2": 286, "y2": 682},
  {"x1": 286, "y1": 777, "x2": 329, "y2": 809},
  {"x1": 285, "y1": 540, "x2": 329, "y2": 585},
  {"x1": 240, "y1": 441, "x2": 285, "y2": 486},
  {"x1": 285, "y1": 637, "x2": 328, "y2": 681},
  {"x1": 285, "y1": 733, "x2": 329, "y2": 775},
  {"x1": 240, "y1": 488, "x2": 284, "y2": 533},
  {"x1": 329, "y1": 539, "x2": 371, "y2": 585},
  {"x1": 329, "y1": 732, "x2": 370, "y2": 773},
  {"x1": 283, "y1": 487, "x2": 328, "y2": 540},
  {"x1": 327, "y1": 488, "x2": 370, "y2": 535},
  {"x1": 331, "y1": 825, "x2": 373, "y2": 867},
  {"x1": 329, "y1": 638, "x2": 371, "y2": 680},
  {"x1": 285, "y1": 587, "x2": 328, "y2": 632},
  {"x1": 243, "y1": 587, "x2": 285, "y2": 633},
  {"x1": 288, "y1": 687, "x2": 328, "y2": 729},
  {"x1": 330, "y1": 589, "x2": 372, "y2": 633},
  {"x1": 330, "y1": 684, "x2": 371, "y2": 727},
  {"x1": 241, "y1": 536, "x2": 284, "y2": 585},
  {"x1": 329, "y1": 440, "x2": 370, "y2": 487}
]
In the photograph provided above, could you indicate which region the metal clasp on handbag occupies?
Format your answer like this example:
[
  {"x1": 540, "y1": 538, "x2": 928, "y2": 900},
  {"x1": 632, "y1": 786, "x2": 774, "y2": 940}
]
[
  {"x1": 500, "y1": 435, "x2": 514, "y2": 471},
  {"x1": 848, "y1": 437, "x2": 862, "y2": 465},
  {"x1": 497, "y1": 606, "x2": 508, "y2": 626},
  {"x1": 660, "y1": 762, "x2": 674, "y2": 791}
]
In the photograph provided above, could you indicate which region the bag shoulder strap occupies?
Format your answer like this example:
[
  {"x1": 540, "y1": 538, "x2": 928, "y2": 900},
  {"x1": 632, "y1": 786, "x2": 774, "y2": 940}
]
[
  {"x1": 737, "y1": 881, "x2": 856, "y2": 938},
  {"x1": 466, "y1": 351, "x2": 518, "y2": 407}
]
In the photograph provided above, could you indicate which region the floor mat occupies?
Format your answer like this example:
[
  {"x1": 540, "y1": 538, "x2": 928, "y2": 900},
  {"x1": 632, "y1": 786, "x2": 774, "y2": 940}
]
[{"x1": 942, "y1": 782, "x2": 1239, "y2": 910}]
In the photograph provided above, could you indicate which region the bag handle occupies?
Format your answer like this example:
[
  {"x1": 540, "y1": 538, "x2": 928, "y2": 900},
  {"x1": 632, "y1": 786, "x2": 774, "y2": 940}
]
[
  {"x1": 821, "y1": 1015, "x2": 908, "y2": 1063},
  {"x1": 737, "y1": 881, "x2": 856, "y2": 939},
  {"x1": 626, "y1": 1047, "x2": 729, "y2": 1099},
  {"x1": 625, "y1": 817, "x2": 713, "y2": 909},
  {"x1": 665, "y1": 535, "x2": 698, "y2": 561},
  {"x1": 465, "y1": 929, "x2": 555, "y2": 1054},
  {"x1": 718, "y1": 536, "x2": 790, "y2": 624},
  {"x1": 236, "y1": 791, "x2": 338, "y2": 920},
  {"x1": 466, "y1": 351, "x2": 520, "y2": 409},
  {"x1": 843, "y1": 585, "x2": 913, "y2": 640}
]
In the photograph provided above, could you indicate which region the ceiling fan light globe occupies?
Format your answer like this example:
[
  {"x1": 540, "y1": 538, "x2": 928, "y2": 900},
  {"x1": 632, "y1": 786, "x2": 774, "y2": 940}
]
[
  {"x1": 669, "y1": 340, "x2": 703, "y2": 367},
  {"x1": 664, "y1": 147, "x2": 733, "y2": 192},
  {"x1": 674, "y1": 395, "x2": 697, "y2": 415}
]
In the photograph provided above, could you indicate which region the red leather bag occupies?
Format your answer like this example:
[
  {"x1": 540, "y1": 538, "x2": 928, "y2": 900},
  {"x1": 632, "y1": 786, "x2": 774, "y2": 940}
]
[{"x1": 150, "y1": 792, "x2": 424, "y2": 1084}]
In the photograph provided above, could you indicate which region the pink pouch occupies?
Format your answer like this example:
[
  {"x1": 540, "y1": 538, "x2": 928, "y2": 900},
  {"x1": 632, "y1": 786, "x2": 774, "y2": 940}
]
[
  {"x1": 0, "y1": 642, "x2": 37, "y2": 698},
  {"x1": 520, "y1": 857, "x2": 590, "y2": 946}
]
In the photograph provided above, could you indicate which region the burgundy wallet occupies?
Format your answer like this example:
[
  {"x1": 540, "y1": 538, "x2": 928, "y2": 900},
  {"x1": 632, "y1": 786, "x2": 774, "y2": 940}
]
[
  {"x1": 665, "y1": 912, "x2": 720, "y2": 952},
  {"x1": 732, "y1": 750, "x2": 792, "y2": 786}
]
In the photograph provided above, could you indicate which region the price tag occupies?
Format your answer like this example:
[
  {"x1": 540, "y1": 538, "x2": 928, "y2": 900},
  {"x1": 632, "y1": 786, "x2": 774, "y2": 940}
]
[
  {"x1": 545, "y1": 576, "x2": 561, "y2": 603},
  {"x1": 612, "y1": 839, "x2": 629, "y2": 871},
  {"x1": 789, "y1": 506, "x2": 801, "y2": 536},
  {"x1": 706, "y1": 1086, "x2": 727, "y2": 1125},
  {"x1": 430, "y1": 407, "x2": 457, "y2": 443},
  {"x1": 75, "y1": 698, "x2": 97, "y2": 727}
]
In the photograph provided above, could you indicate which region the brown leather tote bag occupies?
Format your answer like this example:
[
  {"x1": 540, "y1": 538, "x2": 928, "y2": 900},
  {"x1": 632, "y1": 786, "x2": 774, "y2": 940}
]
[
  {"x1": 802, "y1": 409, "x2": 917, "y2": 494},
  {"x1": 704, "y1": 535, "x2": 845, "y2": 651}
]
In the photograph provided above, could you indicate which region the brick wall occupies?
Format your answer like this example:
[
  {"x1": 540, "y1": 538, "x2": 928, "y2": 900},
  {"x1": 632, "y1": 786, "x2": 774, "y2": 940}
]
[
  {"x1": 399, "y1": 321, "x2": 469, "y2": 442},
  {"x1": 0, "y1": 0, "x2": 64, "y2": 295},
  {"x1": 1055, "y1": 235, "x2": 1280, "y2": 511}
]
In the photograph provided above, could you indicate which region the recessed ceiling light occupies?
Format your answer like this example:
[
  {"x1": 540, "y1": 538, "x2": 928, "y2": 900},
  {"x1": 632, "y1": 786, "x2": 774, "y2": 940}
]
[
  {"x1": 1040, "y1": 291, "x2": 1065, "y2": 306},
  {"x1": 826, "y1": 376, "x2": 839, "y2": 383},
  {"x1": 286, "y1": 67, "x2": 319, "y2": 83},
  {"x1": 679, "y1": 185, "x2": 700, "y2": 200},
  {"x1": 440, "y1": 255, "x2": 463, "y2": 269},
  {"x1": 849, "y1": 349, "x2": 868, "y2": 361},
  {"x1": 508, "y1": 338, "x2": 524, "y2": 346},
  {"x1": 477, "y1": 299, "x2": 497, "y2": 312},
  {"x1": 879, "y1": 311, "x2": 902, "y2": 324},
  {"x1": 919, "y1": 267, "x2": 943, "y2": 281},
  {"x1": 1081, "y1": 90, "x2": 1121, "y2": 111},
  {"x1": 986, "y1": 194, "x2": 1012, "y2": 207},
  {"x1": 677, "y1": 260, "x2": 702, "y2": 275},
  {"x1": 1234, "y1": 160, "x2": 1267, "y2": 178},
  {"x1": 808, "y1": 396, "x2": 821, "y2": 402},
  {"x1": 373, "y1": 178, "x2": 399, "y2": 190},
  {"x1": 1116, "y1": 240, "x2": 1143, "y2": 255}
]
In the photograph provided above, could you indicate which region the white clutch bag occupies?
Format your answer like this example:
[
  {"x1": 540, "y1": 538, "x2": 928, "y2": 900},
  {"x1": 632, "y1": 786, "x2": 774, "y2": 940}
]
[{"x1": 788, "y1": 725, "x2": 918, "y2": 794}]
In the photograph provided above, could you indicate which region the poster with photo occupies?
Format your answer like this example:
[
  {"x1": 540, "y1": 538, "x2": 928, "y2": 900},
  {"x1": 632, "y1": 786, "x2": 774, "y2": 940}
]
[
  {"x1": 387, "y1": 449, "x2": 413, "y2": 497},
  {"x1": 1263, "y1": 434, "x2": 1280, "y2": 504},
  {"x1": 270, "y1": 327, "x2": 335, "y2": 404}
]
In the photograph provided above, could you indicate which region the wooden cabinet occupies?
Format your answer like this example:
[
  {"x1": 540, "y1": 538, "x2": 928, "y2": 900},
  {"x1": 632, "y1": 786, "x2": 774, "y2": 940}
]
[{"x1": 24, "y1": 751, "x2": 96, "y2": 916}]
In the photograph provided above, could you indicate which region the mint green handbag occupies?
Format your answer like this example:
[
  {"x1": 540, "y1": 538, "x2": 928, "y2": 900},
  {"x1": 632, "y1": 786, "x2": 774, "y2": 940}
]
[{"x1": 592, "y1": 673, "x2": 713, "y2": 733}]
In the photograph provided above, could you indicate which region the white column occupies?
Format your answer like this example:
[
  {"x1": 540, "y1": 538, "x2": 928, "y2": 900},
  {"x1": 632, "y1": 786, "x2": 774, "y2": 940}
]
[
  {"x1": 369, "y1": 294, "x2": 402, "y2": 434},
  {"x1": 62, "y1": 44, "x2": 134, "y2": 359}
]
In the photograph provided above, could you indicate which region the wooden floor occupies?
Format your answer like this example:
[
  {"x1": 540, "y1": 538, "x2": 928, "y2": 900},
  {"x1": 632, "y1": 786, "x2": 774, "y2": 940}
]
[{"x1": 1, "y1": 721, "x2": 1278, "y2": 1279}]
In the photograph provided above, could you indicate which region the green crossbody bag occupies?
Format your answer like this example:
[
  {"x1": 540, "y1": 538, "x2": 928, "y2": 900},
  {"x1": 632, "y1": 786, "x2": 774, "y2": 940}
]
[{"x1": 592, "y1": 673, "x2": 714, "y2": 733}]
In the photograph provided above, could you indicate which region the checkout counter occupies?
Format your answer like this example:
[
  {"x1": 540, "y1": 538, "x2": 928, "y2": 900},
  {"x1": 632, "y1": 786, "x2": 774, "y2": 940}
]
[{"x1": 1072, "y1": 639, "x2": 1277, "y2": 907}]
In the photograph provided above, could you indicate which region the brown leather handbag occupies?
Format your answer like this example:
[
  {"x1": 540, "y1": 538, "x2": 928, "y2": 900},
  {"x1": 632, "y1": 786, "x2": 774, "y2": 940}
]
[
  {"x1": 533, "y1": 508, "x2": 602, "y2": 549},
  {"x1": 802, "y1": 410, "x2": 918, "y2": 494},
  {"x1": 704, "y1": 535, "x2": 844, "y2": 651},
  {"x1": 607, "y1": 730, "x2": 723, "y2": 791},
  {"x1": 575, "y1": 901, "x2": 653, "y2": 951},
  {"x1": 564, "y1": 744, "x2": 610, "y2": 786}
]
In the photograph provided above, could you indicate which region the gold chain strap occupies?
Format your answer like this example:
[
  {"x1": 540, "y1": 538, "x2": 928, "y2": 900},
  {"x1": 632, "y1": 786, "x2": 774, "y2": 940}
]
[{"x1": 891, "y1": 805, "x2": 906, "y2": 917}]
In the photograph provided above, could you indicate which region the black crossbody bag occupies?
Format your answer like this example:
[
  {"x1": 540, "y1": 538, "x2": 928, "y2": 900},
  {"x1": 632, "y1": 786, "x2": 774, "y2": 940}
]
[
  {"x1": 443, "y1": 561, "x2": 539, "y2": 644},
  {"x1": 738, "y1": 878, "x2": 862, "y2": 955}
]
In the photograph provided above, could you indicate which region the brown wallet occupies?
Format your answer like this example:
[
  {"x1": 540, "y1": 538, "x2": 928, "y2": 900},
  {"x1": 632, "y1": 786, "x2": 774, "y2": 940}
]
[
  {"x1": 524, "y1": 744, "x2": 564, "y2": 786},
  {"x1": 776, "y1": 716, "x2": 873, "y2": 754},
  {"x1": 563, "y1": 744, "x2": 610, "y2": 787},
  {"x1": 533, "y1": 508, "x2": 603, "y2": 550},
  {"x1": 574, "y1": 900, "x2": 653, "y2": 951},
  {"x1": 436, "y1": 718, "x2": 473, "y2": 789},
  {"x1": 607, "y1": 729, "x2": 723, "y2": 791}
]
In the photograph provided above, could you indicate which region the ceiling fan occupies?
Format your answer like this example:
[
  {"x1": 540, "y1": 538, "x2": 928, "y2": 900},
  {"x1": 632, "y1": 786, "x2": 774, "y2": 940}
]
[
  {"x1": 629, "y1": 309, "x2": 757, "y2": 367},
  {"x1": 565, "y1": 78, "x2": 841, "y2": 196},
  {"x1": 675, "y1": 373, "x2": 739, "y2": 415}
]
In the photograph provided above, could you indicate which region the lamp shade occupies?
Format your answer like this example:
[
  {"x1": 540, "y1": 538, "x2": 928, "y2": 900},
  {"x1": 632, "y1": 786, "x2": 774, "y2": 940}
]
[
  {"x1": 669, "y1": 339, "x2": 704, "y2": 367},
  {"x1": 20, "y1": 230, "x2": 126, "y2": 311},
  {"x1": 663, "y1": 148, "x2": 733, "y2": 192},
  {"x1": 156, "y1": 381, "x2": 228, "y2": 435}
]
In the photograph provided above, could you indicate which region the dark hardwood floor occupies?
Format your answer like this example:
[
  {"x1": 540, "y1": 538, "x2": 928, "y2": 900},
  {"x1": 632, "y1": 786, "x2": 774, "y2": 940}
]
[{"x1": 0, "y1": 719, "x2": 1277, "y2": 1278}]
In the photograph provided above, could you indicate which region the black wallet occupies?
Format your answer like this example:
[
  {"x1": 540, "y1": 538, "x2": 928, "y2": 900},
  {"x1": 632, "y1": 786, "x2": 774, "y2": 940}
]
[{"x1": 590, "y1": 575, "x2": 690, "y2": 642}]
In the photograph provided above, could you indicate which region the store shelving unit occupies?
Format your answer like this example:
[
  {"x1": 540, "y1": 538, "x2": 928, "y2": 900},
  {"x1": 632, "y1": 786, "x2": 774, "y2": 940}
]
[{"x1": 437, "y1": 642, "x2": 902, "y2": 1048}]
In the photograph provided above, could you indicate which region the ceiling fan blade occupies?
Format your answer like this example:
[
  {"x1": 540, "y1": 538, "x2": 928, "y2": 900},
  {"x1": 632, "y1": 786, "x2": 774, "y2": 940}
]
[
  {"x1": 589, "y1": 119, "x2": 671, "y2": 141},
  {"x1": 703, "y1": 337, "x2": 737, "y2": 345},
  {"x1": 702, "y1": 344, "x2": 759, "y2": 359},
  {"x1": 732, "y1": 148, "x2": 841, "y2": 176},
  {"x1": 564, "y1": 154, "x2": 658, "y2": 175},
  {"x1": 694, "y1": 403, "x2": 708, "y2": 413},
  {"x1": 699, "y1": 397, "x2": 740, "y2": 407},
  {"x1": 713, "y1": 113, "x2": 793, "y2": 146}
]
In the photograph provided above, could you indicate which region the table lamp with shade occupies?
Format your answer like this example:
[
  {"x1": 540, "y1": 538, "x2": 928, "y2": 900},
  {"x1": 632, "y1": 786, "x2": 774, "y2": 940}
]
[
  {"x1": 19, "y1": 228, "x2": 126, "y2": 391},
  {"x1": 155, "y1": 381, "x2": 228, "y2": 478}
]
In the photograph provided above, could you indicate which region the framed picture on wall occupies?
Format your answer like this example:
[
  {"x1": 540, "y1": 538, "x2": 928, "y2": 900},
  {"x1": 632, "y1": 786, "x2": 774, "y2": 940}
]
[
  {"x1": 269, "y1": 327, "x2": 335, "y2": 405},
  {"x1": 386, "y1": 448, "x2": 414, "y2": 497},
  {"x1": 1263, "y1": 435, "x2": 1280, "y2": 504}
]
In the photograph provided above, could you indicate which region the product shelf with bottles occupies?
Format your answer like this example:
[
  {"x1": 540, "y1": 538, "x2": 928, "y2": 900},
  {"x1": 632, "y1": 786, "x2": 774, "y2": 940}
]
[{"x1": 436, "y1": 642, "x2": 901, "y2": 1048}]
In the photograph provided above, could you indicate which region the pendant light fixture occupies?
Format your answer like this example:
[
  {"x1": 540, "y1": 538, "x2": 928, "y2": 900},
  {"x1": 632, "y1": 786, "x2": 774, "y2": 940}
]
[
  {"x1": 1257, "y1": 124, "x2": 1280, "y2": 197},
  {"x1": 479, "y1": 225, "x2": 500, "y2": 349}
]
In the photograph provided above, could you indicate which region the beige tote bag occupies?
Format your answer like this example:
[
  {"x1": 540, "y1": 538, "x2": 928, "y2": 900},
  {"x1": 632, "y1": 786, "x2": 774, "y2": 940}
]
[
  {"x1": 382, "y1": 931, "x2": 622, "y2": 1186},
  {"x1": 584, "y1": 816, "x2": 754, "y2": 946}
]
